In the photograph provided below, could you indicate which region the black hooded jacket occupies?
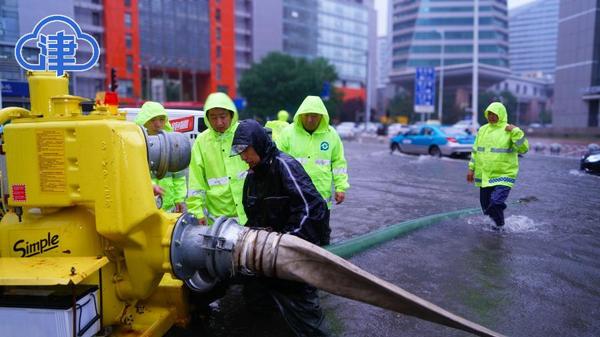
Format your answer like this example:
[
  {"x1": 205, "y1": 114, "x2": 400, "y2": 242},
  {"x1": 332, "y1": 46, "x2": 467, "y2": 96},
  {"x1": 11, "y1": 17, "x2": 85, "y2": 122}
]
[{"x1": 233, "y1": 119, "x2": 330, "y2": 246}]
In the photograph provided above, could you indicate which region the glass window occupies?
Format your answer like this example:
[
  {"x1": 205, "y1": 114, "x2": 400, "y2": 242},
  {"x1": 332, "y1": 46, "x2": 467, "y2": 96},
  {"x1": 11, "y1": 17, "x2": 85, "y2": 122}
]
[
  {"x1": 216, "y1": 45, "x2": 221, "y2": 58},
  {"x1": 216, "y1": 63, "x2": 222, "y2": 80},
  {"x1": 92, "y1": 12, "x2": 101, "y2": 26},
  {"x1": 216, "y1": 27, "x2": 221, "y2": 40},
  {"x1": 125, "y1": 34, "x2": 132, "y2": 49},
  {"x1": 127, "y1": 55, "x2": 133, "y2": 73},
  {"x1": 216, "y1": 8, "x2": 221, "y2": 21},
  {"x1": 125, "y1": 0, "x2": 131, "y2": 6},
  {"x1": 124, "y1": 13, "x2": 131, "y2": 27}
]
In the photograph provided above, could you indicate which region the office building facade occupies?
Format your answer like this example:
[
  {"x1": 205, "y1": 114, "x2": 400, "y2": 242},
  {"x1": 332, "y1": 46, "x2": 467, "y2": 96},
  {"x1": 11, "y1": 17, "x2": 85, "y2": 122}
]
[
  {"x1": 553, "y1": 0, "x2": 600, "y2": 127},
  {"x1": 388, "y1": 0, "x2": 511, "y2": 121},
  {"x1": 509, "y1": 0, "x2": 559, "y2": 79}
]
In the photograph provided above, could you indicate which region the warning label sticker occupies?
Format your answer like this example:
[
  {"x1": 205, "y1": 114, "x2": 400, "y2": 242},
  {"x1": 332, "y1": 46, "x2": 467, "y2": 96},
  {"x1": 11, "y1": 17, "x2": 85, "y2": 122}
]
[
  {"x1": 37, "y1": 130, "x2": 66, "y2": 192},
  {"x1": 12, "y1": 184, "x2": 26, "y2": 201}
]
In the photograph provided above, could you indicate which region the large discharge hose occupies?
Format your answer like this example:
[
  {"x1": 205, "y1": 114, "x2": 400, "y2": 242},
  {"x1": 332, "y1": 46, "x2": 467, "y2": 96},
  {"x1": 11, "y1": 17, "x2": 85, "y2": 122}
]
[{"x1": 170, "y1": 216, "x2": 505, "y2": 337}]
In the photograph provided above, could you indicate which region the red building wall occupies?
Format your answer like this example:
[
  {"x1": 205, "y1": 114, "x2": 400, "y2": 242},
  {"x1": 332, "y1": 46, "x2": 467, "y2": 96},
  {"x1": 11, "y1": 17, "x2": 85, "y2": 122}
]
[
  {"x1": 207, "y1": 0, "x2": 236, "y2": 99},
  {"x1": 103, "y1": 0, "x2": 141, "y2": 104}
]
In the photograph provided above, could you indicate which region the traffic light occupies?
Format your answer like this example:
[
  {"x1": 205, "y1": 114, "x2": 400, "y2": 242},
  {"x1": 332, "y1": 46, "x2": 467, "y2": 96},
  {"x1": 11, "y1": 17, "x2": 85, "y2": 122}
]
[{"x1": 110, "y1": 67, "x2": 118, "y2": 92}]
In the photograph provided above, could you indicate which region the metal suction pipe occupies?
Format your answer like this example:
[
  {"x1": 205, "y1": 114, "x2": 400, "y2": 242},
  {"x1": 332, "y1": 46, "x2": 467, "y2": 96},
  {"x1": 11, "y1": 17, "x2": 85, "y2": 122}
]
[
  {"x1": 144, "y1": 128, "x2": 191, "y2": 179},
  {"x1": 171, "y1": 216, "x2": 505, "y2": 337}
]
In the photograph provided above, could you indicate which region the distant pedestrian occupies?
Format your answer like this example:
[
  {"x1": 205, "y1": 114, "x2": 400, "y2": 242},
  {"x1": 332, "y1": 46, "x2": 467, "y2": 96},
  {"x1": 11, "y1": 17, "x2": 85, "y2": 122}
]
[
  {"x1": 264, "y1": 109, "x2": 290, "y2": 142},
  {"x1": 467, "y1": 102, "x2": 529, "y2": 228}
]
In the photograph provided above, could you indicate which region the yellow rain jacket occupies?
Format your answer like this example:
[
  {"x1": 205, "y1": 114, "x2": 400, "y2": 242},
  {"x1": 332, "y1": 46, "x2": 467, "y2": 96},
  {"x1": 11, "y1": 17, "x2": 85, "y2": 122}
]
[
  {"x1": 134, "y1": 101, "x2": 187, "y2": 212},
  {"x1": 469, "y1": 102, "x2": 529, "y2": 188},
  {"x1": 264, "y1": 110, "x2": 290, "y2": 142},
  {"x1": 187, "y1": 92, "x2": 248, "y2": 224},
  {"x1": 277, "y1": 96, "x2": 349, "y2": 207}
]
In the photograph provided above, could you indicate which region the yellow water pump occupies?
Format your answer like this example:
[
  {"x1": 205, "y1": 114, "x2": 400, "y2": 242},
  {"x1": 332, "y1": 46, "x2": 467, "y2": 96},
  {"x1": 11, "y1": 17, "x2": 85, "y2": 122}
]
[{"x1": 0, "y1": 71, "x2": 191, "y2": 337}]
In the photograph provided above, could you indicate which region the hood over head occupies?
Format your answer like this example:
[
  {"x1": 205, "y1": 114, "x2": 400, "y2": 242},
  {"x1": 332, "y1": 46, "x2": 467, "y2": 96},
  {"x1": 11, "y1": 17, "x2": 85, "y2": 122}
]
[
  {"x1": 293, "y1": 96, "x2": 330, "y2": 132},
  {"x1": 232, "y1": 119, "x2": 279, "y2": 169},
  {"x1": 484, "y1": 102, "x2": 508, "y2": 126},
  {"x1": 204, "y1": 92, "x2": 239, "y2": 132},
  {"x1": 134, "y1": 101, "x2": 173, "y2": 131},
  {"x1": 277, "y1": 110, "x2": 290, "y2": 122}
]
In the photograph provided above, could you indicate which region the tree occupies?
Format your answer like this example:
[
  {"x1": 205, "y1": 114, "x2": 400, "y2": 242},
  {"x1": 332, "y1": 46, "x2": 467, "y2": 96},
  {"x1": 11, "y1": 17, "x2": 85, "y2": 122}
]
[
  {"x1": 388, "y1": 91, "x2": 415, "y2": 122},
  {"x1": 238, "y1": 53, "x2": 342, "y2": 121}
]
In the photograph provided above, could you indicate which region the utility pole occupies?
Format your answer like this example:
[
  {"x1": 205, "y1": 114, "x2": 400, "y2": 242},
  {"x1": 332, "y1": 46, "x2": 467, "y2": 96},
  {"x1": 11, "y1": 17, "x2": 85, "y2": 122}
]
[
  {"x1": 471, "y1": 0, "x2": 479, "y2": 130},
  {"x1": 436, "y1": 29, "x2": 445, "y2": 123},
  {"x1": 365, "y1": 50, "x2": 371, "y2": 131}
]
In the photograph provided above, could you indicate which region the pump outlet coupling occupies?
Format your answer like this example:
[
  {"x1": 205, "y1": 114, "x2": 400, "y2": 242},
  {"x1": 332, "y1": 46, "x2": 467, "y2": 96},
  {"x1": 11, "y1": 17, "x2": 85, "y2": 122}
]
[{"x1": 144, "y1": 128, "x2": 191, "y2": 179}]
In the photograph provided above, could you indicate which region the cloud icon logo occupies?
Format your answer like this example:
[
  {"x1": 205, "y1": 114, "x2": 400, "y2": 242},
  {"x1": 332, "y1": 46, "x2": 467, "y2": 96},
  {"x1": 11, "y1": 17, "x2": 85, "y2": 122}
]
[{"x1": 14, "y1": 15, "x2": 100, "y2": 76}]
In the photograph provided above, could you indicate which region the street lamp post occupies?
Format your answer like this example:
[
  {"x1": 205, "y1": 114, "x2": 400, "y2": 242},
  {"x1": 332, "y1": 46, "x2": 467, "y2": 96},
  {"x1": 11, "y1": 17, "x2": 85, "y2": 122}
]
[
  {"x1": 471, "y1": 0, "x2": 479, "y2": 131},
  {"x1": 436, "y1": 29, "x2": 445, "y2": 123}
]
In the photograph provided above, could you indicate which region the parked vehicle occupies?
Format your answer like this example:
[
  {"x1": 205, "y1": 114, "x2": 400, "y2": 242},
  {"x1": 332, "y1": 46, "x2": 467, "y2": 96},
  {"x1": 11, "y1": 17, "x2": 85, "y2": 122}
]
[
  {"x1": 580, "y1": 144, "x2": 600, "y2": 174},
  {"x1": 390, "y1": 125, "x2": 475, "y2": 157},
  {"x1": 336, "y1": 122, "x2": 356, "y2": 140},
  {"x1": 387, "y1": 123, "x2": 410, "y2": 137},
  {"x1": 452, "y1": 120, "x2": 479, "y2": 134}
]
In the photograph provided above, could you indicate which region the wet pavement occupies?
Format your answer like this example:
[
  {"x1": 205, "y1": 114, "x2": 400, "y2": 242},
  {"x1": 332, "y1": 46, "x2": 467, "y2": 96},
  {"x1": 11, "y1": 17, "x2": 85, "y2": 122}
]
[{"x1": 177, "y1": 140, "x2": 600, "y2": 337}]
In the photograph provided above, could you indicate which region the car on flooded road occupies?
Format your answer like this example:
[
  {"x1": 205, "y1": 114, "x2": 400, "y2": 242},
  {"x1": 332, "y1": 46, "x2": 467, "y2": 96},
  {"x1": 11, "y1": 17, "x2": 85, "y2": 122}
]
[
  {"x1": 580, "y1": 144, "x2": 600, "y2": 174},
  {"x1": 389, "y1": 125, "x2": 475, "y2": 157}
]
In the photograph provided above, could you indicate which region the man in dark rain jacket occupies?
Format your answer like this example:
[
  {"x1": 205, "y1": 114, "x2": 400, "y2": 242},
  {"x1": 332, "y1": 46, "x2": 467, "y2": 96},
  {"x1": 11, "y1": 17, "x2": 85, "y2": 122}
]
[{"x1": 231, "y1": 119, "x2": 329, "y2": 337}]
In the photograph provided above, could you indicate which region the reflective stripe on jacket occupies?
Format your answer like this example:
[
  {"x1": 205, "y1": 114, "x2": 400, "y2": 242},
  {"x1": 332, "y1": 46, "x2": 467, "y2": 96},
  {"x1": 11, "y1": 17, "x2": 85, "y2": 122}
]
[
  {"x1": 469, "y1": 102, "x2": 529, "y2": 188},
  {"x1": 277, "y1": 96, "x2": 349, "y2": 207}
]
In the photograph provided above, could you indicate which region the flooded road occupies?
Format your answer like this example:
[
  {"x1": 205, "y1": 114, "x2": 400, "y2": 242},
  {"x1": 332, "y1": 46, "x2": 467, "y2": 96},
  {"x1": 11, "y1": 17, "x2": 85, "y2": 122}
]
[{"x1": 178, "y1": 140, "x2": 600, "y2": 337}]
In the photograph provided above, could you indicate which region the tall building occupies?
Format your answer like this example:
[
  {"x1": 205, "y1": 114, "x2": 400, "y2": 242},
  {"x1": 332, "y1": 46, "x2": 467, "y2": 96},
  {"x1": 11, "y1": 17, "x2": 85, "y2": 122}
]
[
  {"x1": 138, "y1": 0, "x2": 211, "y2": 103},
  {"x1": 103, "y1": 0, "x2": 141, "y2": 105},
  {"x1": 509, "y1": 0, "x2": 559, "y2": 79},
  {"x1": 246, "y1": 0, "x2": 377, "y2": 116},
  {"x1": 553, "y1": 1, "x2": 600, "y2": 127},
  {"x1": 389, "y1": 0, "x2": 511, "y2": 121},
  {"x1": 234, "y1": 0, "x2": 253, "y2": 79}
]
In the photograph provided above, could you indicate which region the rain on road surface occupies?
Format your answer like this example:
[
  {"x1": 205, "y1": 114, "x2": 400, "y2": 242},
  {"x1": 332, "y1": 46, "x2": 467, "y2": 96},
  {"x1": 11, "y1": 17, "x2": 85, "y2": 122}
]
[{"x1": 175, "y1": 140, "x2": 600, "y2": 337}]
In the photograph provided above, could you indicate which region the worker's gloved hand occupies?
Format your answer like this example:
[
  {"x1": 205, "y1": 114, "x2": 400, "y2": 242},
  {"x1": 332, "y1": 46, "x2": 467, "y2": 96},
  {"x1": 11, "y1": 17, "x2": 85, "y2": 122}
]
[
  {"x1": 335, "y1": 191, "x2": 345, "y2": 204},
  {"x1": 174, "y1": 203, "x2": 187, "y2": 213},
  {"x1": 466, "y1": 169, "x2": 474, "y2": 183},
  {"x1": 153, "y1": 185, "x2": 164, "y2": 196},
  {"x1": 505, "y1": 124, "x2": 516, "y2": 132}
]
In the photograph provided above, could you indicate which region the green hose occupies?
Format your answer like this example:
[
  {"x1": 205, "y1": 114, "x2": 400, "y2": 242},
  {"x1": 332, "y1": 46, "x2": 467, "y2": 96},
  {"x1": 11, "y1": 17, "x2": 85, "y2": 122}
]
[{"x1": 325, "y1": 207, "x2": 483, "y2": 258}]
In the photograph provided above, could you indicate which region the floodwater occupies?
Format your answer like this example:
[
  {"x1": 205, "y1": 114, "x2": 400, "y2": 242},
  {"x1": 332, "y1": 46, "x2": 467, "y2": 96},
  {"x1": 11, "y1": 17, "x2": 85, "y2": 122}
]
[{"x1": 172, "y1": 140, "x2": 600, "y2": 337}]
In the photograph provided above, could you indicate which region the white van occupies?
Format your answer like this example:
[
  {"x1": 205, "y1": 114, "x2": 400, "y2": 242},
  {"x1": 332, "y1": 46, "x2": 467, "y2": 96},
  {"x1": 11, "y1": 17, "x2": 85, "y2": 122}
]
[{"x1": 121, "y1": 108, "x2": 206, "y2": 143}]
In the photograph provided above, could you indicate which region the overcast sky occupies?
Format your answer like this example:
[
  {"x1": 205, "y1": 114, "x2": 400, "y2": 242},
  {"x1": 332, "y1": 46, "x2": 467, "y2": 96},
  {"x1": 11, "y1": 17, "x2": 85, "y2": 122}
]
[{"x1": 374, "y1": 0, "x2": 538, "y2": 36}]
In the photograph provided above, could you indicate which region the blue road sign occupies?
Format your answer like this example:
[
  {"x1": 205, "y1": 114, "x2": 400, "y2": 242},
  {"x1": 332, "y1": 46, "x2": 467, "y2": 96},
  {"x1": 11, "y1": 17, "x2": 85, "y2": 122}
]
[{"x1": 414, "y1": 67, "x2": 436, "y2": 114}]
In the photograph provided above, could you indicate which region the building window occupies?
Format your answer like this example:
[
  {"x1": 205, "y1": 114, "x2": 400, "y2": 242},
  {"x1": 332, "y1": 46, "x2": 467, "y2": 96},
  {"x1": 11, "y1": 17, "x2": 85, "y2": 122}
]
[
  {"x1": 124, "y1": 0, "x2": 131, "y2": 6},
  {"x1": 534, "y1": 87, "x2": 538, "y2": 96},
  {"x1": 216, "y1": 46, "x2": 222, "y2": 58},
  {"x1": 524, "y1": 86, "x2": 528, "y2": 95},
  {"x1": 127, "y1": 55, "x2": 133, "y2": 73},
  {"x1": 117, "y1": 79, "x2": 134, "y2": 97},
  {"x1": 216, "y1": 27, "x2": 221, "y2": 40},
  {"x1": 504, "y1": 82, "x2": 508, "y2": 90},
  {"x1": 124, "y1": 13, "x2": 132, "y2": 27},
  {"x1": 92, "y1": 12, "x2": 101, "y2": 26},
  {"x1": 216, "y1": 8, "x2": 221, "y2": 21},
  {"x1": 516, "y1": 84, "x2": 520, "y2": 94},
  {"x1": 216, "y1": 64, "x2": 222, "y2": 80},
  {"x1": 125, "y1": 34, "x2": 132, "y2": 49}
]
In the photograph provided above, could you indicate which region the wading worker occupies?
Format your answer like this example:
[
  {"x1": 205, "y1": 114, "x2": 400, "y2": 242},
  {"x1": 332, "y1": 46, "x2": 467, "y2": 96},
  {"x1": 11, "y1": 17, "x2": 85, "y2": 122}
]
[
  {"x1": 467, "y1": 102, "x2": 529, "y2": 228},
  {"x1": 231, "y1": 119, "x2": 330, "y2": 337},
  {"x1": 264, "y1": 109, "x2": 290, "y2": 142}
]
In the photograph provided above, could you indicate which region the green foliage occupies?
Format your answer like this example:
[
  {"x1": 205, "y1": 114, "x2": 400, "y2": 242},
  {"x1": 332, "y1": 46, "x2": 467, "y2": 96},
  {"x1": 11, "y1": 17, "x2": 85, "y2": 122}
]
[
  {"x1": 389, "y1": 91, "x2": 414, "y2": 121},
  {"x1": 238, "y1": 53, "x2": 341, "y2": 121}
]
